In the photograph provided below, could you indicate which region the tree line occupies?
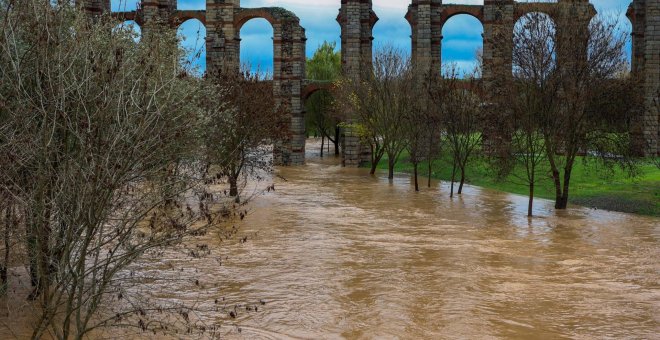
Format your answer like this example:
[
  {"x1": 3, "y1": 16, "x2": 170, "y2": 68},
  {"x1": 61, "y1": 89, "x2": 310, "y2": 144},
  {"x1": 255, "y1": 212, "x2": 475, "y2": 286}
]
[{"x1": 324, "y1": 9, "x2": 642, "y2": 217}]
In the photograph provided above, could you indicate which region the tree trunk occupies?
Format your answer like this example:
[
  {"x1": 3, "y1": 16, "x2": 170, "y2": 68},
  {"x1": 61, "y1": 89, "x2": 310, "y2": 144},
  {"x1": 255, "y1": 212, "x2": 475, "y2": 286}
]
[
  {"x1": 551, "y1": 168, "x2": 563, "y2": 210},
  {"x1": 229, "y1": 176, "x2": 239, "y2": 198},
  {"x1": 334, "y1": 127, "x2": 340, "y2": 156},
  {"x1": 369, "y1": 152, "x2": 383, "y2": 175},
  {"x1": 450, "y1": 160, "x2": 456, "y2": 198},
  {"x1": 556, "y1": 166, "x2": 572, "y2": 210},
  {"x1": 528, "y1": 181, "x2": 534, "y2": 217},
  {"x1": 369, "y1": 145, "x2": 380, "y2": 175},
  {"x1": 320, "y1": 135, "x2": 324, "y2": 158},
  {"x1": 1, "y1": 206, "x2": 10, "y2": 292},
  {"x1": 388, "y1": 156, "x2": 395, "y2": 180},
  {"x1": 457, "y1": 167, "x2": 466, "y2": 194},
  {"x1": 413, "y1": 162, "x2": 419, "y2": 192}
]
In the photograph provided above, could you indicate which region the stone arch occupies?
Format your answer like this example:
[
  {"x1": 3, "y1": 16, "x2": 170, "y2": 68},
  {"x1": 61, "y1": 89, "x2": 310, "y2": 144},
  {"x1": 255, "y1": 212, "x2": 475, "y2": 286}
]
[
  {"x1": 439, "y1": 6, "x2": 484, "y2": 31},
  {"x1": 173, "y1": 11, "x2": 206, "y2": 27},
  {"x1": 513, "y1": 3, "x2": 560, "y2": 25},
  {"x1": 302, "y1": 82, "x2": 335, "y2": 102},
  {"x1": 234, "y1": 9, "x2": 281, "y2": 32}
]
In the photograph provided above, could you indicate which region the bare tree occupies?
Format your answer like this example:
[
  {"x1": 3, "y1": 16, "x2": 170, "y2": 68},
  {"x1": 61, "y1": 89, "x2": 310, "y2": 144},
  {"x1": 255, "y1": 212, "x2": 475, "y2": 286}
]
[
  {"x1": 0, "y1": 2, "x2": 232, "y2": 338},
  {"x1": 506, "y1": 12, "x2": 559, "y2": 217},
  {"x1": 544, "y1": 9, "x2": 640, "y2": 209},
  {"x1": 429, "y1": 67, "x2": 484, "y2": 197},
  {"x1": 335, "y1": 45, "x2": 414, "y2": 178},
  {"x1": 202, "y1": 67, "x2": 287, "y2": 203},
  {"x1": 404, "y1": 70, "x2": 443, "y2": 191}
]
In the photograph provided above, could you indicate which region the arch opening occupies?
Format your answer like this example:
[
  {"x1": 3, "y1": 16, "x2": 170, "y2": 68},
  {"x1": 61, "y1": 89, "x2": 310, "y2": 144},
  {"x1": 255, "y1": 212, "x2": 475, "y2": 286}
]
[
  {"x1": 372, "y1": 1, "x2": 411, "y2": 56},
  {"x1": 239, "y1": 18, "x2": 274, "y2": 78},
  {"x1": 441, "y1": 14, "x2": 484, "y2": 78},
  {"x1": 512, "y1": 12, "x2": 557, "y2": 81},
  {"x1": 177, "y1": 19, "x2": 207, "y2": 77}
]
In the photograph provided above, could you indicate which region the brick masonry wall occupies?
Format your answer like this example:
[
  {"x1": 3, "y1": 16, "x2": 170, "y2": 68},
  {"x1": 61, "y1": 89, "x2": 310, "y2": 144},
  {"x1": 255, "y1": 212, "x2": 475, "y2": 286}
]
[
  {"x1": 643, "y1": 0, "x2": 659, "y2": 156},
  {"x1": 84, "y1": 0, "x2": 660, "y2": 162}
]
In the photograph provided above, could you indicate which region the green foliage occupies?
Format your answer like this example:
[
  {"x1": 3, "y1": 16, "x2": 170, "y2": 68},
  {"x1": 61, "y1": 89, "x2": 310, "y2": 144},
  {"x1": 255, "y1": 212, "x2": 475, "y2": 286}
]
[
  {"x1": 306, "y1": 41, "x2": 341, "y2": 81},
  {"x1": 305, "y1": 42, "x2": 341, "y2": 149}
]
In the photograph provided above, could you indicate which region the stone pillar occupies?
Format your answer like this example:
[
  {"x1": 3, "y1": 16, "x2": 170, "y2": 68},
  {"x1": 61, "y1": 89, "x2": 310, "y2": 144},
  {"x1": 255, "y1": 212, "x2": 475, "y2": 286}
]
[
  {"x1": 273, "y1": 20, "x2": 307, "y2": 165},
  {"x1": 482, "y1": 0, "x2": 514, "y2": 154},
  {"x1": 555, "y1": 0, "x2": 594, "y2": 72},
  {"x1": 206, "y1": 0, "x2": 240, "y2": 76},
  {"x1": 629, "y1": 0, "x2": 658, "y2": 157},
  {"x1": 629, "y1": 1, "x2": 646, "y2": 76},
  {"x1": 407, "y1": 0, "x2": 442, "y2": 76},
  {"x1": 337, "y1": 0, "x2": 378, "y2": 167},
  {"x1": 641, "y1": 0, "x2": 659, "y2": 156}
]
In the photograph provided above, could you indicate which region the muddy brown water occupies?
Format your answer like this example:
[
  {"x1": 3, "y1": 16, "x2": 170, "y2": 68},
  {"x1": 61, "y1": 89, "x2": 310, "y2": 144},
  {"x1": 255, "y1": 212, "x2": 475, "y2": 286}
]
[{"x1": 2, "y1": 140, "x2": 659, "y2": 339}]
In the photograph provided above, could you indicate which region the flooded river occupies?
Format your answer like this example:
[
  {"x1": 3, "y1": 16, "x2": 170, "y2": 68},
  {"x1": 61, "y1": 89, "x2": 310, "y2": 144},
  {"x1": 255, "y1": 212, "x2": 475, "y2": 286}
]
[
  {"x1": 2, "y1": 140, "x2": 658, "y2": 339},
  {"x1": 157, "y1": 140, "x2": 657, "y2": 339}
]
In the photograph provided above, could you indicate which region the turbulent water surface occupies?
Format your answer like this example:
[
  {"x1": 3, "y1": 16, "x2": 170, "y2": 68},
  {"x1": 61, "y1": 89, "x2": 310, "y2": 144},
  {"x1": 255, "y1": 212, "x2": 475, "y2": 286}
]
[
  {"x1": 165, "y1": 140, "x2": 657, "y2": 339},
  {"x1": 2, "y1": 140, "x2": 659, "y2": 339}
]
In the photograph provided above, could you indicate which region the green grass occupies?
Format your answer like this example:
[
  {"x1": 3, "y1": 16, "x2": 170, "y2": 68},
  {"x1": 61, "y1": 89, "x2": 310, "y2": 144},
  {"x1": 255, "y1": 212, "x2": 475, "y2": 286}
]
[{"x1": 374, "y1": 152, "x2": 660, "y2": 217}]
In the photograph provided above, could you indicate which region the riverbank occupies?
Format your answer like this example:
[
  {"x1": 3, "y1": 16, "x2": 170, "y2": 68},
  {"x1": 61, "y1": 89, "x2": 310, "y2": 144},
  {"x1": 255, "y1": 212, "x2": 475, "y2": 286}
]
[{"x1": 373, "y1": 152, "x2": 660, "y2": 217}]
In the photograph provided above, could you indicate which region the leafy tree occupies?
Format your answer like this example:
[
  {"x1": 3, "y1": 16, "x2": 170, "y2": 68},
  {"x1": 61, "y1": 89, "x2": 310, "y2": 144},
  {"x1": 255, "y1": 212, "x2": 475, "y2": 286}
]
[{"x1": 306, "y1": 41, "x2": 341, "y2": 156}]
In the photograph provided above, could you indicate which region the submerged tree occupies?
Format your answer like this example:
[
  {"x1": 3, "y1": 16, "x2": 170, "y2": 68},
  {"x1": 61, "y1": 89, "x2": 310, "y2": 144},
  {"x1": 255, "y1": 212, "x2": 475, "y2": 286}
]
[
  {"x1": 202, "y1": 68, "x2": 287, "y2": 203},
  {"x1": 428, "y1": 67, "x2": 484, "y2": 197},
  {"x1": 506, "y1": 12, "x2": 559, "y2": 217},
  {"x1": 336, "y1": 46, "x2": 415, "y2": 178},
  {"x1": 508, "y1": 8, "x2": 642, "y2": 210}
]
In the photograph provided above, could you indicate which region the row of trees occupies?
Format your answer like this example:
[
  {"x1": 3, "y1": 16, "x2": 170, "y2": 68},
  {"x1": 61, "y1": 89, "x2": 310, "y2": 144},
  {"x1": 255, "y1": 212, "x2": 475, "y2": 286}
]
[
  {"x1": 333, "y1": 11, "x2": 641, "y2": 217},
  {"x1": 0, "y1": 1, "x2": 284, "y2": 338}
]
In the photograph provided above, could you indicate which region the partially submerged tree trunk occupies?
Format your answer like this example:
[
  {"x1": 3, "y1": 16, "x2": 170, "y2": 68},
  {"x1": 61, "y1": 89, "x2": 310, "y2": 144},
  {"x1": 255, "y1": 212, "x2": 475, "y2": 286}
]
[
  {"x1": 528, "y1": 180, "x2": 535, "y2": 217},
  {"x1": 450, "y1": 160, "x2": 457, "y2": 198},
  {"x1": 413, "y1": 162, "x2": 419, "y2": 192},
  {"x1": 457, "y1": 167, "x2": 466, "y2": 195},
  {"x1": 1, "y1": 206, "x2": 10, "y2": 293},
  {"x1": 388, "y1": 156, "x2": 396, "y2": 180},
  {"x1": 334, "y1": 127, "x2": 341, "y2": 156}
]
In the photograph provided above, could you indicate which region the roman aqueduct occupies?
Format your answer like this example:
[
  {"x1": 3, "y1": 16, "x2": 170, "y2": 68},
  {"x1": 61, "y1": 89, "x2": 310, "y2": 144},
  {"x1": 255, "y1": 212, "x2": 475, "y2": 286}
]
[{"x1": 82, "y1": 0, "x2": 658, "y2": 165}]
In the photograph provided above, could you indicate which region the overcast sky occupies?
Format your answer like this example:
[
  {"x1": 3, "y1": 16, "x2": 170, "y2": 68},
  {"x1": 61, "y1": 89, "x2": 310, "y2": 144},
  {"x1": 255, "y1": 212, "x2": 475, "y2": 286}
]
[{"x1": 112, "y1": 0, "x2": 634, "y2": 74}]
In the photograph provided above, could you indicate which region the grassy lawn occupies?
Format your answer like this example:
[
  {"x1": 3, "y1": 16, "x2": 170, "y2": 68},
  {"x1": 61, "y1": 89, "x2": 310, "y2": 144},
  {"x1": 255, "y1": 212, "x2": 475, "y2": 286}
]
[{"x1": 374, "y1": 152, "x2": 660, "y2": 217}]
